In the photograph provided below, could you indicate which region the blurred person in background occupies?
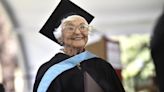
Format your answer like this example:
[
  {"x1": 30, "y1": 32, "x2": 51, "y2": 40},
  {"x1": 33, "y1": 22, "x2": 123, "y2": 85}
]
[
  {"x1": 0, "y1": 83, "x2": 5, "y2": 92},
  {"x1": 0, "y1": 8, "x2": 17, "y2": 92},
  {"x1": 150, "y1": 7, "x2": 164, "y2": 92},
  {"x1": 33, "y1": 0, "x2": 125, "y2": 92}
]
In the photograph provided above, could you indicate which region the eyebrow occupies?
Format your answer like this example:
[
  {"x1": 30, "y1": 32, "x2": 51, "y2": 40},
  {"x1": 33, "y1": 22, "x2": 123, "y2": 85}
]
[
  {"x1": 62, "y1": 21, "x2": 74, "y2": 26},
  {"x1": 63, "y1": 21, "x2": 87, "y2": 26}
]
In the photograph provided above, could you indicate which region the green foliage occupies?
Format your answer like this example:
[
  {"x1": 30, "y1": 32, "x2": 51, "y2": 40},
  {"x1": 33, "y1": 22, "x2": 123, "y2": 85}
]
[{"x1": 113, "y1": 34, "x2": 156, "y2": 92}]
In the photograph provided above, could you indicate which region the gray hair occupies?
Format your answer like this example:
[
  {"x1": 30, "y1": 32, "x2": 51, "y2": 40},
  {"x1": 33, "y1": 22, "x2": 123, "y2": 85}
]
[{"x1": 53, "y1": 24, "x2": 63, "y2": 45}]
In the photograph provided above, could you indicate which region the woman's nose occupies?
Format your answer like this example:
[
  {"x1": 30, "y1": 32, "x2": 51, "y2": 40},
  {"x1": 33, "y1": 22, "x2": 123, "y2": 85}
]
[{"x1": 74, "y1": 28, "x2": 81, "y2": 34}]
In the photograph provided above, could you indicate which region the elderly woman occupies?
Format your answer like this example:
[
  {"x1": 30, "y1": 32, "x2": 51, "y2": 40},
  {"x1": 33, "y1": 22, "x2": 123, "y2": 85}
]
[{"x1": 33, "y1": 0, "x2": 125, "y2": 92}]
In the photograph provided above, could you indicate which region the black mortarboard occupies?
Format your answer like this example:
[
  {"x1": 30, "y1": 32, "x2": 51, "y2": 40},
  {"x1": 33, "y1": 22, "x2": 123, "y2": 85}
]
[{"x1": 39, "y1": 0, "x2": 94, "y2": 45}]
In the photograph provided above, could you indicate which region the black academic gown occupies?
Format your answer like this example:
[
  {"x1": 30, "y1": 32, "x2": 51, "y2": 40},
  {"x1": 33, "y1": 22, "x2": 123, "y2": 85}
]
[{"x1": 33, "y1": 53, "x2": 125, "y2": 92}]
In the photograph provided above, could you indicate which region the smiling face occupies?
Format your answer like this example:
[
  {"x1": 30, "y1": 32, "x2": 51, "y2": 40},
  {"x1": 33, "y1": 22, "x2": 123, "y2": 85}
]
[{"x1": 61, "y1": 15, "x2": 89, "y2": 48}]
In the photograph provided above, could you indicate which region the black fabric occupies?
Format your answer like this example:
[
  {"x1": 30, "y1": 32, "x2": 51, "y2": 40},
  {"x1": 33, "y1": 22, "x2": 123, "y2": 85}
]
[
  {"x1": 33, "y1": 53, "x2": 125, "y2": 92},
  {"x1": 150, "y1": 8, "x2": 164, "y2": 92},
  {"x1": 84, "y1": 71, "x2": 104, "y2": 92},
  {"x1": 0, "y1": 84, "x2": 5, "y2": 92}
]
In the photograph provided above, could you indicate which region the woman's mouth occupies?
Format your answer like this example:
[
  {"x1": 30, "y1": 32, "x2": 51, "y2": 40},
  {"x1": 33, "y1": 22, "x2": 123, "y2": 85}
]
[{"x1": 72, "y1": 37, "x2": 83, "y2": 40}]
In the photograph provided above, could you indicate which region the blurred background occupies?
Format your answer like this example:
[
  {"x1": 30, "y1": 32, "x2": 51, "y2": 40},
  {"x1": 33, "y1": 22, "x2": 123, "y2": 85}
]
[{"x1": 0, "y1": 0, "x2": 164, "y2": 92}]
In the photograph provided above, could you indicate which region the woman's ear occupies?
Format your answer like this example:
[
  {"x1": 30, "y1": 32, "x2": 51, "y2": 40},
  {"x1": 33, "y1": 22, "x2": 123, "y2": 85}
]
[{"x1": 58, "y1": 35, "x2": 64, "y2": 46}]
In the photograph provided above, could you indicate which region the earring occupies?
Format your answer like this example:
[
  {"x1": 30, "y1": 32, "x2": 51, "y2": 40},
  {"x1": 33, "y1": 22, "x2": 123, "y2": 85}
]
[{"x1": 60, "y1": 41, "x2": 64, "y2": 46}]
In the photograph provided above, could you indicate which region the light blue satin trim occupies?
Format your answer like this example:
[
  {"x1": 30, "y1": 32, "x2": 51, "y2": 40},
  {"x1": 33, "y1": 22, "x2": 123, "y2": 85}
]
[{"x1": 37, "y1": 51, "x2": 97, "y2": 92}]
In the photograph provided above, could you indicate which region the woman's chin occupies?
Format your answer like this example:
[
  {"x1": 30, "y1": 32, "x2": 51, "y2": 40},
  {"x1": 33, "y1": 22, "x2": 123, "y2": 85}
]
[
  {"x1": 72, "y1": 42, "x2": 86, "y2": 48},
  {"x1": 72, "y1": 44, "x2": 85, "y2": 48},
  {"x1": 70, "y1": 39, "x2": 85, "y2": 46}
]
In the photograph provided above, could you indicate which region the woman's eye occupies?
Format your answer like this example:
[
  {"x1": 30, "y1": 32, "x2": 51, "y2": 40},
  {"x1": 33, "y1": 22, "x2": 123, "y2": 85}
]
[
  {"x1": 80, "y1": 26, "x2": 85, "y2": 29},
  {"x1": 68, "y1": 27, "x2": 74, "y2": 31},
  {"x1": 81, "y1": 26, "x2": 85, "y2": 29}
]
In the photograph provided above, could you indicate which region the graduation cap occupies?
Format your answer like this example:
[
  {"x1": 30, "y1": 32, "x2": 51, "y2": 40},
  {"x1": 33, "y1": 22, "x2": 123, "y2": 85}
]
[{"x1": 39, "y1": 0, "x2": 94, "y2": 45}]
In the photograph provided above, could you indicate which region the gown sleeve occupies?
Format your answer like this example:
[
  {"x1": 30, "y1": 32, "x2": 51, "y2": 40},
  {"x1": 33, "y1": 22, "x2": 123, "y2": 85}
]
[
  {"x1": 33, "y1": 53, "x2": 70, "y2": 92},
  {"x1": 84, "y1": 58, "x2": 125, "y2": 92},
  {"x1": 94, "y1": 58, "x2": 125, "y2": 92},
  {"x1": 108, "y1": 65, "x2": 125, "y2": 92},
  {"x1": 33, "y1": 63, "x2": 63, "y2": 92}
]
